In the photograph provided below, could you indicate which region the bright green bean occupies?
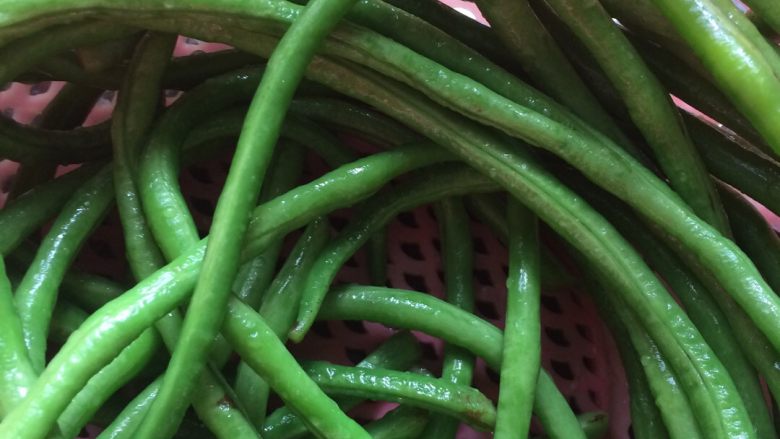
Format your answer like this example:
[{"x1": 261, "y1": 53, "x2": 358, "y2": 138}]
[
  {"x1": 14, "y1": 166, "x2": 113, "y2": 372},
  {"x1": 649, "y1": 0, "x2": 780, "y2": 155},
  {"x1": 234, "y1": 218, "x2": 330, "y2": 426},
  {"x1": 0, "y1": 256, "x2": 36, "y2": 419},
  {"x1": 299, "y1": 361, "x2": 495, "y2": 430},
  {"x1": 0, "y1": 165, "x2": 99, "y2": 256},
  {"x1": 494, "y1": 199, "x2": 539, "y2": 438},
  {"x1": 261, "y1": 330, "x2": 422, "y2": 439},
  {"x1": 223, "y1": 298, "x2": 369, "y2": 439},
  {"x1": 292, "y1": 164, "x2": 499, "y2": 340}
]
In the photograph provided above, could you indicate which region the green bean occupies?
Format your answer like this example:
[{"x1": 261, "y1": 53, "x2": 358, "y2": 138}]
[
  {"x1": 7, "y1": 241, "x2": 127, "y2": 312},
  {"x1": 719, "y1": 185, "x2": 780, "y2": 294},
  {"x1": 380, "y1": 0, "x2": 518, "y2": 70},
  {"x1": 145, "y1": 0, "x2": 362, "y2": 429},
  {"x1": 228, "y1": 50, "x2": 756, "y2": 436},
  {"x1": 318, "y1": 285, "x2": 586, "y2": 439},
  {"x1": 743, "y1": 0, "x2": 780, "y2": 34},
  {"x1": 423, "y1": 197, "x2": 475, "y2": 438},
  {"x1": 14, "y1": 166, "x2": 113, "y2": 372},
  {"x1": 162, "y1": 49, "x2": 261, "y2": 89},
  {"x1": 494, "y1": 199, "x2": 539, "y2": 438},
  {"x1": 232, "y1": 142, "x2": 306, "y2": 309},
  {"x1": 288, "y1": 98, "x2": 421, "y2": 147},
  {"x1": 708, "y1": 0, "x2": 780, "y2": 80},
  {"x1": 0, "y1": 146, "x2": 448, "y2": 439},
  {"x1": 686, "y1": 116, "x2": 780, "y2": 215},
  {"x1": 0, "y1": 256, "x2": 36, "y2": 419},
  {"x1": 298, "y1": 361, "x2": 495, "y2": 430},
  {"x1": 0, "y1": 166, "x2": 98, "y2": 255},
  {"x1": 464, "y1": 194, "x2": 575, "y2": 289},
  {"x1": 635, "y1": 40, "x2": 772, "y2": 154},
  {"x1": 580, "y1": 265, "x2": 702, "y2": 439},
  {"x1": 532, "y1": 411, "x2": 610, "y2": 439},
  {"x1": 9, "y1": 83, "x2": 102, "y2": 199},
  {"x1": 544, "y1": 0, "x2": 729, "y2": 233},
  {"x1": 57, "y1": 318, "x2": 161, "y2": 438},
  {"x1": 0, "y1": 20, "x2": 137, "y2": 85},
  {"x1": 112, "y1": 32, "x2": 261, "y2": 439},
  {"x1": 261, "y1": 330, "x2": 422, "y2": 439},
  {"x1": 476, "y1": 0, "x2": 630, "y2": 147},
  {"x1": 223, "y1": 298, "x2": 369, "y2": 439},
  {"x1": 111, "y1": 31, "x2": 175, "y2": 280},
  {"x1": 362, "y1": 405, "x2": 428, "y2": 439},
  {"x1": 0, "y1": 118, "x2": 111, "y2": 164},
  {"x1": 292, "y1": 165, "x2": 499, "y2": 340},
  {"x1": 214, "y1": 48, "x2": 758, "y2": 436},
  {"x1": 574, "y1": 174, "x2": 777, "y2": 437},
  {"x1": 234, "y1": 218, "x2": 330, "y2": 426},
  {"x1": 607, "y1": 321, "x2": 670, "y2": 439},
  {"x1": 649, "y1": 0, "x2": 780, "y2": 155},
  {"x1": 98, "y1": 376, "x2": 160, "y2": 439}
]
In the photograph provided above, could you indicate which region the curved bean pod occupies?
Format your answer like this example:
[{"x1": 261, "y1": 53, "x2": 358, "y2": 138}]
[
  {"x1": 318, "y1": 285, "x2": 586, "y2": 439},
  {"x1": 299, "y1": 361, "x2": 495, "y2": 430}
]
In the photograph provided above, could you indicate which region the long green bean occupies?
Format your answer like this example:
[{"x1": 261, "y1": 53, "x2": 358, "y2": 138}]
[{"x1": 494, "y1": 199, "x2": 540, "y2": 438}]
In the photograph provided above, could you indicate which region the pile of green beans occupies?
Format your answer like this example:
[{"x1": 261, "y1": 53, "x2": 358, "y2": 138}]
[{"x1": 0, "y1": 0, "x2": 779, "y2": 437}]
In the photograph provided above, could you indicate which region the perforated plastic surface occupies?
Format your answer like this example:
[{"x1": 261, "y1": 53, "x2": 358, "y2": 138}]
[{"x1": 0, "y1": 21, "x2": 630, "y2": 439}]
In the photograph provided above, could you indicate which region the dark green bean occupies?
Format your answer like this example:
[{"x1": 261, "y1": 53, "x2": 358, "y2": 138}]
[
  {"x1": 580, "y1": 264, "x2": 702, "y2": 439},
  {"x1": 544, "y1": 0, "x2": 729, "y2": 233},
  {"x1": 317, "y1": 285, "x2": 586, "y2": 439},
  {"x1": 574, "y1": 174, "x2": 777, "y2": 437},
  {"x1": 635, "y1": 39, "x2": 771, "y2": 154},
  {"x1": 261, "y1": 330, "x2": 422, "y2": 439},
  {"x1": 292, "y1": 165, "x2": 499, "y2": 340},
  {"x1": 743, "y1": 0, "x2": 780, "y2": 34},
  {"x1": 476, "y1": 0, "x2": 630, "y2": 147},
  {"x1": 288, "y1": 98, "x2": 421, "y2": 147},
  {"x1": 362, "y1": 405, "x2": 428, "y2": 439},
  {"x1": 494, "y1": 199, "x2": 539, "y2": 438},
  {"x1": 686, "y1": 116, "x2": 780, "y2": 215},
  {"x1": 381, "y1": 0, "x2": 518, "y2": 70},
  {"x1": 299, "y1": 361, "x2": 495, "y2": 430},
  {"x1": 607, "y1": 322, "x2": 670, "y2": 439},
  {"x1": 97, "y1": 376, "x2": 160, "y2": 439},
  {"x1": 9, "y1": 83, "x2": 101, "y2": 199},
  {"x1": 423, "y1": 197, "x2": 475, "y2": 438},
  {"x1": 719, "y1": 185, "x2": 780, "y2": 294},
  {"x1": 0, "y1": 20, "x2": 137, "y2": 85},
  {"x1": 464, "y1": 194, "x2": 575, "y2": 289},
  {"x1": 111, "y1": 31, "x2": 174, "y2": 280},
  {"x1": 14, "y1": 166, "x2": 113, "y2": 372}
]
